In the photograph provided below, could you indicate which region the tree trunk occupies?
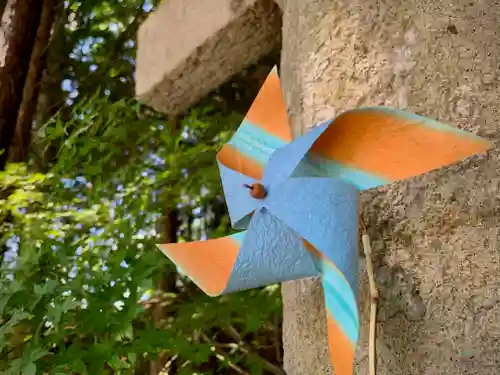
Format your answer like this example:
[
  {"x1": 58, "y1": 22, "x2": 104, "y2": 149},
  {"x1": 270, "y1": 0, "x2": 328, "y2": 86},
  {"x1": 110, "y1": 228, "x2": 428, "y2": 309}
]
[
  {"x1": 280, "y1": 0, "x2": 499, "y2": 374},
  {"x1": 149, "y1": 207, "x2": 180, "y2": 375},
  {"x1": 8, "y1": 0, "x2": 60, "y2": 163},
  {"x1": 0, "y1": 1, "x2": 7, "y2": 18},
  {"x1": 0, "y1": 0, "x2": 43, "y2": 169},
  {"x1": 32, "y1": 0, "x2": 67, "y2": 171},
  {"x1": 149, "y1": 116, "x2": 181, "y2": 375}
]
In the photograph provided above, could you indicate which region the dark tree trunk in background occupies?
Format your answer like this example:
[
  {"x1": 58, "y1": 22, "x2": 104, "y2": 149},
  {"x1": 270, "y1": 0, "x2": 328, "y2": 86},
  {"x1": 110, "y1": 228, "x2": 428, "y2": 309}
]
[
  {"x1": 149, "y1": 208, "x2": 179, "y2": 375},
  {"x1": 0, "y1": 0, "x2": 43, "y2": 170},
  {"x1": 8, "y1": 0, "x2": 60, "y2": 162},
  {"x1": 149, "y1": 115, "x2": 181, "y2": 375},
  {"x1": 33, "y1": 0, "x2": 67, "y2": 171},
  {"x1": 0, "y1": 1, "x2": 7, "y2": 17}
]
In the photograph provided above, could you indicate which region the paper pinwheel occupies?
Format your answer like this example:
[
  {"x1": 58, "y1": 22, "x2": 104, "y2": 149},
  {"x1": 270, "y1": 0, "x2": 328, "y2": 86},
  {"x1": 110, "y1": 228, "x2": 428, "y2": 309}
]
[{"x1": 159, "y1": 68, "x2": 491, "y2": 374}]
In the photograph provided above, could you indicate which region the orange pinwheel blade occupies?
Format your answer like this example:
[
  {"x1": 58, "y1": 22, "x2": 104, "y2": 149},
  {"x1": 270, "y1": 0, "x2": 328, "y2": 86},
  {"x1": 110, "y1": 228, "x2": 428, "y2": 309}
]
[
  {"x1": 305, "y1": 107, "x2": 491, "y2": 186},
  {"x1": 159, "y1": 234, "x2": 242, "y2": 296},
  {"x1": 217, "y1": 67, "x2": 292, "y2": 180}
]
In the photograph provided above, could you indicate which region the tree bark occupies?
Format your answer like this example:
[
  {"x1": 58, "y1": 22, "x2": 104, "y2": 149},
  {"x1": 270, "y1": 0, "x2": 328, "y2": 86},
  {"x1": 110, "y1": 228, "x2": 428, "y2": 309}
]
[
  {"x1": 0, "y1": 0, "x2": 43, "y2": 169},
  {"x1": 280, "y1": 0, "x2": 500, "y2": 374},
  {"x1": 8, "y1": 0, "x2": 60, "y2": 163},
  {"x1": 0, "y1": 1, "x2": 7, "y2": 18},
  {"x1": 149, "y1": 207, "x2": 180, "y2": 375},
  {"x1": 32, "y1": 0, "x2": 67, "y2": 171},
  {"x1": 149, "y1": 116, "x2": 181, "y2": 375}
]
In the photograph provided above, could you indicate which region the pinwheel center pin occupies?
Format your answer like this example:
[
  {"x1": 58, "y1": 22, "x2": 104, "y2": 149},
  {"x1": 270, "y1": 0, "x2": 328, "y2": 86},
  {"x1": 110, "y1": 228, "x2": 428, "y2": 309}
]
[{"x1": 243, "y1": 183, "x2": 267, "y2": 199}]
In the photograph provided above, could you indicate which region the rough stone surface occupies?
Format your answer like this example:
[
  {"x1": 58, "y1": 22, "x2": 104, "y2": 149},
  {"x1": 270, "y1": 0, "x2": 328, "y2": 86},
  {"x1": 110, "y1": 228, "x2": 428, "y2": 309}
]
[
  {"x1": 135, "y1": 0, "x2": 282, "y2": 115},
  {"x1": 280, "y1": 0, "x2": 500, "y2": 374}
]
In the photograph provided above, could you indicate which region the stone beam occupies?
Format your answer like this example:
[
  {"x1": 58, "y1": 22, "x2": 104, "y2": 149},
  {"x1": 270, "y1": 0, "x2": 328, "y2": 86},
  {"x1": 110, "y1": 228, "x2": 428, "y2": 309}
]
[
  {"x1": 135, "y1": 0, "x2": 282, "y2": 116},
  {"x1": 280, "y1": 0, "x2": 500, "y2": 374}
]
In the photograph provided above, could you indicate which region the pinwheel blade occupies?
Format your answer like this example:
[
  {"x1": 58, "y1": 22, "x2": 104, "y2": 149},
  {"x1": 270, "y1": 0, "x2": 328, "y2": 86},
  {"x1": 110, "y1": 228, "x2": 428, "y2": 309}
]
[
  {"x1": 159, "y1": 233, "x2": 244, "y2": 296},
  {"x1": 325, "y1": 309, "x2": 356, "y2": 375},
  {"x1": 217, "y1": 161, "x2": 259, "y2": 229},
  {"x1": 216, "y1": 67, "x2": 292, "y2": 181},
  {"x1": 223, "y1": 207, "x2": 319, "y2": 293},
  {"x1": 264, "y1": 175, "x2": 360, "y2": 374},
  {"x1": 159, "y1": 207, "x2": 319, "y2": 296},
  {"x1": 303, "y1": 241, "x2": 359, "y2": 375},
  {"x1": 322, "y1": 257, "x2": 359, "y2": 375},
  {"x1": 262, "y1": 122, "x2": 330, "y2": 185},
  {"x1": 293, "y1": 107, "x2": 492, "y2": 189},
  {"x1": 263, "y1": 177, "x2": 359, "y2": 290}
]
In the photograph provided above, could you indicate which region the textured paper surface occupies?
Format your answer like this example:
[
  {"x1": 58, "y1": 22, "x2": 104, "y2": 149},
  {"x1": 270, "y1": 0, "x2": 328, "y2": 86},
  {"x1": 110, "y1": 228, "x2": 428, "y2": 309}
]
[{"x1": 159, "y1": 67, "x2": 491, "y2": 375}]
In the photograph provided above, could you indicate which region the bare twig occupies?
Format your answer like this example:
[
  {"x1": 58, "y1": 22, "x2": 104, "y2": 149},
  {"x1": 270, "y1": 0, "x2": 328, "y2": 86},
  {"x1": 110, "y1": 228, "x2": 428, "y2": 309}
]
[
  {"x1": 199, "y1": 331, "x2": 251, "y2": 375},
  {"x1": 161, "y1": 354, "x2": 178, "y2": 373},
  {"x1": 171, "y1": 277, "x2": 285, "y2": 374},
  {"x1": 226, "y1": 325, "x2": 286, "y2": 375},
  {"x1": 360, "y1": 219, "x2": 378, "y2": 375}
]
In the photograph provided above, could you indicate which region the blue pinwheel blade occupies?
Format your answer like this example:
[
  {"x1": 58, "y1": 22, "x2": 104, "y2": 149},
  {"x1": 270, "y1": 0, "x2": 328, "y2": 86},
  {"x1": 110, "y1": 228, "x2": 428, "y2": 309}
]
[
  {"x1": 262, "y1": 123, "x2": 329, "y2": 186},
  {"x1": 159, "y1": 205, "x2": 320, "y2": 296},
  {"x1": 263, "y1": 177, "x2": 359, "y2": 291},
  {"x1": 223, "y1": 207, "x2": 320, "y2": 293},
  {"x1": 217, "y1": 161, "x2": 259, "y2": 229}
]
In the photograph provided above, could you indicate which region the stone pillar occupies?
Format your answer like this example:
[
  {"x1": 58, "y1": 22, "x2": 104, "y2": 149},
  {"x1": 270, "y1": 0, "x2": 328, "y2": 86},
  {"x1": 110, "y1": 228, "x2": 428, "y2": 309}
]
[
  {"x1": 280, "y1": 0, "x2": 500, "y2": 374},
  {"x1": 135, "y1": 0, "x2": 281, "y2": 116}
]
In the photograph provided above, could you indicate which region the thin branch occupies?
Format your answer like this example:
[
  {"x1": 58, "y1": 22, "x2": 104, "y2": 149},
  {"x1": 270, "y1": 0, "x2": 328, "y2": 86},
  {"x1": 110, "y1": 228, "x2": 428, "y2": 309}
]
[
  {"x1": 226, "y1": 325, "x2": 286, "y2": 375},
  {"x1": 166, "y1": 274, "x2": 285, "y2": 374},
  {"x1": 199, "y1": 331, "x2": 251, "y2": 375},
  {"x1": 161, "y1": 354, "x2": 178, "y2": 374},
  {"x1": 360, "y1": 218, "x2": 377, "y2": 375}
]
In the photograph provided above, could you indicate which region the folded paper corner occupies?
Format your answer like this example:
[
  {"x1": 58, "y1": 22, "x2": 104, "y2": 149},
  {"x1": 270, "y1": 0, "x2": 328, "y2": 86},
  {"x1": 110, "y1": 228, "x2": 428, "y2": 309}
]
[{"x1": 158, "y1": 239, "x2": 239, "y2": 297}]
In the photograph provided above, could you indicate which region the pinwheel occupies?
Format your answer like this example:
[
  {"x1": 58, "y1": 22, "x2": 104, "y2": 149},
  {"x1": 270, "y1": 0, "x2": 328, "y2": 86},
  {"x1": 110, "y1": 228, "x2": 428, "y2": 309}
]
[{"x1": 159, "y1": 67, "x2": 491, "y2": 375}]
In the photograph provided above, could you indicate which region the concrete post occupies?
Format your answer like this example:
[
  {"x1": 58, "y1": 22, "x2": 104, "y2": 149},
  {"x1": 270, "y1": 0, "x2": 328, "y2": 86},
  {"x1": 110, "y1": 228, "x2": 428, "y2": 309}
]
[
  {"x1": 279, "y1": 0, "x2": 500, "y2": 374},
  {"x1": 135, "y1": 0, "x2": 281, "y2": 116}
]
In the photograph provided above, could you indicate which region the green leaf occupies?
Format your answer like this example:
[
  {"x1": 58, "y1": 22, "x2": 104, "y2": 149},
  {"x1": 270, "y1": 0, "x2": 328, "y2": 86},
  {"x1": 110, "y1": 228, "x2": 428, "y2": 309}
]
[
  {"x1": 0, "y1": 280, "x2": 23, "y2": 315},
  {"x1": 21, "y1": 363, "x2": 36, "y2": 375},
  {"x1": 34, "y1": 280, "x2": 58, "y2": 296},
  {"x1": 0, "y1": 310, "x2": 30, "y2": 341},
  {"x1": 107, "y1": 355, "x2": 130, "y2": 370},
  {"x1": 118, "y1": 323, "x2": 133, "y2": 341},
  {"x1": 5, "y1": 358, "x2": 22, "y2": 375},
  {"x1": 70, "y1": 359, "x2": 89, "y2": 375},
  {"x1": 50, "y1": 366, "x2": 68, "y2": 375},
  {"x1": 26, "y1": 347, "x2": 51, "y2": 363}
]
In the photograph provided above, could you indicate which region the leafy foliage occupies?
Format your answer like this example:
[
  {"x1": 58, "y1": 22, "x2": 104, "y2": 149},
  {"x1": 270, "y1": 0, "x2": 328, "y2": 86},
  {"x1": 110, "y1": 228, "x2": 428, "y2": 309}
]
[{"x1": 0, "y1": 97, "x2": 282, "y2": 374}]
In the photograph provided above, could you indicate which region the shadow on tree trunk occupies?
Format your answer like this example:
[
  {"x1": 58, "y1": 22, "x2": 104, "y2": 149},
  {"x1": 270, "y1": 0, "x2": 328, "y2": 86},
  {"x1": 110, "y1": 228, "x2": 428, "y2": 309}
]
[{"x1": 0, "y1": 0, "x2": 43, "y2": 170}]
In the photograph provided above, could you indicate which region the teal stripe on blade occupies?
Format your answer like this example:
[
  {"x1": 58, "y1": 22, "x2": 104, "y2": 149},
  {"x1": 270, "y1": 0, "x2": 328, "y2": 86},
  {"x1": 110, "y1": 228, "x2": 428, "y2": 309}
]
[
  {"x1": 292, "y1": 153, "x2": 389, "y2": 190},
  {"x1": 229, "y1": 120, "x2": 288, "y2": 167},
  {"x1": 323, "y1": 276, "x2": 359, "y2": 344}
]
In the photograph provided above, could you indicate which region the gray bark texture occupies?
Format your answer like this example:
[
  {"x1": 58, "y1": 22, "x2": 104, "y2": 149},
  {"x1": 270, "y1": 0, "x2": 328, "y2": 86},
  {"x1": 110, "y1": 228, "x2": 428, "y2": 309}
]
[{"x1": 279, "y1": 0, "x2": 500, "y2": 374}]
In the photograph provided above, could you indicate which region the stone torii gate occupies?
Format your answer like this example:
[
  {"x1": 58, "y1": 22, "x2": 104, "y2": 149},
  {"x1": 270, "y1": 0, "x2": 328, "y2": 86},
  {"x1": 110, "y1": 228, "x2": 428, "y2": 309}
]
[{"x1": 136, "y1": 1, "x2": 500, "y2": 374}]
